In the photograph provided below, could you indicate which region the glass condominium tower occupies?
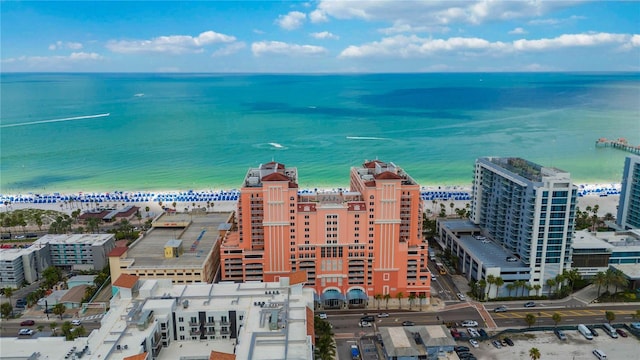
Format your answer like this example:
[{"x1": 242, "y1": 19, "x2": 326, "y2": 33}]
[
  {"x1": 471, "y1": 157, "x2": 577, "y2": 293},
  {"x1": 617, "y1": 155, "x2": 640, "y2": 229}
]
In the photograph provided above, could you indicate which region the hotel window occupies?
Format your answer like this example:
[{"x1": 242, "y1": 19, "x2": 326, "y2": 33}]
[
  {"x1": 178, "y1": 317, "x2": 184, "y2": 322},
  {"x1": 383, "y1": 273, "x2": 390, "y2": 281},
  {"x1": 240, "y1": 315, "x2": 244, "y2": 320},
  {"x1": 290, "y1": 210, "x2": 295, "y2": 214},
  {"x1": 179, "y1": 326, "x2": 185, "y2": 331},
  {"x1": 208, "y1": 316, "x2": 214, "y2": 323},
  {"x1": 305, "y1": 215, "x2": 309, "y2": 219},
  {"x1": 190, "y1": 317, "x2": 197, "y2": 323},
  {"x1": 179, "y1": 335, "x2": 185, "y2": 340}
]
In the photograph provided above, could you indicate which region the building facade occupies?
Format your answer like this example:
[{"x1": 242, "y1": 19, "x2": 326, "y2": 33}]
[
  {"x1": 469, "y1": 157, "x2": 577, "y2": 294},
  {"x1": 617, "y1": 154, "x2": 640, "y2": 230},
  {"x1": 34, "y1": 234, "x2": 116, "y2": 271},
  {"x1": 220, "y1": 160, "x2": 430, "y2": 308}
]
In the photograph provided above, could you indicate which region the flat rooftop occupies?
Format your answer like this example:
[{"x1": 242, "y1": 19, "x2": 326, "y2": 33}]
[
  {"x1": 126, "y1": 212, "x2": 232, "y2": 268},
  {"x1": 33, "y1": 233, "x2": 114, "y2": 246},
  {"x1": 572, "y1": 230, "x2": 615, "y2": 250},
  {"x1": 482, "y1": 157, "x2": 569, "y2": 183}
]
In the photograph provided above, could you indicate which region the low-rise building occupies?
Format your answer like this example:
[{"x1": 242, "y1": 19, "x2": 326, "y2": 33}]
[
  {"x1": 109, "y1": 212, "x2": 233, "y2": 285},
  {"x1": 0, "y1": 275, "x2": 315, "y2": 360},
  {"x1": 378, "y1": 325, "x2": 456, "y2": 360},
  {"x1": 33, "y1": 233, "x2": 116, "y2": 271}
]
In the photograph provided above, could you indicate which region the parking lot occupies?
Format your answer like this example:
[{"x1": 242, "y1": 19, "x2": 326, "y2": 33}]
[{"x1": 458, "y1": 329, "x2": 638, "y2": 360}]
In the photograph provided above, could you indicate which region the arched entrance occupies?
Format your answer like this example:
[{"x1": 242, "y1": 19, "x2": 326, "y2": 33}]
[
  {"x1": 321, "y1": 289, "x2": 345, "y2": 309},
  {"x1": 346, "y1": 288, "x2": 368, "y2": 308}
]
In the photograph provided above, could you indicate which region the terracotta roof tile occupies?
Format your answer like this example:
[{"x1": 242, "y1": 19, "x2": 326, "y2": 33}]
[
  {"x1": 306, "y1": 307, "x2": 315, "y2": 346},
  {"x1": 108, "y1": 246, "x2": 128, "y2": 257},
  {"x1": 113, "y1": 274, "x2": 139, "y2": 289},
  {"x1": 123, "y1": 353, "x2": 148, "y2": 360},
  {"x1": 289, "y1": 270, "x2": 308, "y2": 286},
  {"x1": 374, "y1": 171, "x2": 402, "y2": 180},
  {"x1": 261, "y1": 172, "x2": 289, "y2": 182},
  {"x1": 210, "y1": 351, "x2": 236, "y2": 360},
  {"x1": 262, "y1": 162, "x2": 285, "y2": 170},
  {"x1": 364, "y1": 160, "x2": 383, "y2": 168}
]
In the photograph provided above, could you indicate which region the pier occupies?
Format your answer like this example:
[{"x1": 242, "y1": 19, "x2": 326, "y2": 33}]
[{"x1": 595, "y1": 137, "x2": 640, "y2": 155}]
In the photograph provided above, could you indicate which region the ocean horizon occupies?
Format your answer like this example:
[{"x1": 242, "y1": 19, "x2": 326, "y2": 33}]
[{"x1": 1, "y1": 72, "x2": 639, "y2": 194}]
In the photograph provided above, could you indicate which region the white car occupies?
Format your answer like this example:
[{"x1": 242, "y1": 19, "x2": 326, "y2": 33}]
[
  {"x1": 359, "y1": 321, "x2": 372, "y2": 327},
  {"x1": 456, "y1": 293, "x2": 466, "y2": 301},
  {"x1": 469, "y1": 339, "x2": 479, "y2": 348},
  {"x1": 18, "y1": 328, "x2": 34, "y2": 336},
  {"x1": 318, "y1": 312, "x2": 327, "y2": 320},
  {"x1": 461, "y1": 320, "x2": 478, "y2": 327},
  {"x1": 377, "y1": 313, "x2": 390, "y2": 318},
  {"x1": 71, "y1": 320, "x2": 82, "y2": 326}
]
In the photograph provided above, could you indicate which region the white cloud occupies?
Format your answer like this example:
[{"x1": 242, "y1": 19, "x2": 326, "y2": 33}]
[
  {"x1": 276, "y1": 11, "x2": 306, "y2": 30},
  {"x1": 379, "y1": 22, "x2": 449, "y2": 35},
  {"x1": 315, "y1": 0, "x2": 574, "y2": 26},
  {"x1": 106, "y1": 31, "x2": 235, "y2": 54},
  {"x1": 513, "y1": 33, "x2": 630, "y2": 51},
  {"x1": 509, "y1": 27, "x2": 527, "y2": 35},
  {"x1": 528, "y1": 15, "x2": 586, "y2": 26},
  {"x1": 339, "y1": 35, "x2": 507, "y2": 58},
  {"x1": 253, "y1": 29, "x2": 265, "y2": 35},
  {"x1": 310, "y1": 31, "x2": 339, "y2": 40},
  {"x1": 48, "y1": 41, "x2": 83, "y2": 51},
  {"x1": 251, "y1": 41, "x2": 327, "y2": 56},
  {"x1": 211, "y1": 42, "x2": 246, "y2": 57},
  {"x1": 339, "y1": 32, "x2": 638, "y2": 59},
  {"x1": 309, "y1": 9, "x2": 328, "y2": 23},
  {"x1": 1, "y1": 52, "x2": 103, "y2": 66}
]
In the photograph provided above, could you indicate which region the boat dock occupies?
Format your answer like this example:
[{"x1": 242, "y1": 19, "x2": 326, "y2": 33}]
[{"x1": 595, "y1": 137, "x2": 640, "y2": 155}]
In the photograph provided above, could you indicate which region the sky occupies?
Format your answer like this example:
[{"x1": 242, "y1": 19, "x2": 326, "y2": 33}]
[{"x1": 1, "y1": 1, "x2": 639, "y2": 73}]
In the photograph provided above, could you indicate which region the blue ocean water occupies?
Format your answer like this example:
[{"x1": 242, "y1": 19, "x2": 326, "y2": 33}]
[{"x1": 1, "y1": 72, "x2": 639, "y2": 193}]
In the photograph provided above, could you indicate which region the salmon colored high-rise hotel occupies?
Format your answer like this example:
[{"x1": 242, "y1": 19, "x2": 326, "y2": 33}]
[{"x1": 220, "y1": 160, "x2": 431, "y2": 309}]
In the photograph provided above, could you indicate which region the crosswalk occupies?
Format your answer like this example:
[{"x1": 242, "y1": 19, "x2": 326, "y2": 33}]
[{"x1": 80, "y1": 313, "x2": 105, "y2": 321}]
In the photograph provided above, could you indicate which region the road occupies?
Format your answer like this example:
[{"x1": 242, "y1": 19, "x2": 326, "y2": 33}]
[
  {"x1": 491, "y1": 304, "x2": 640, "y2": 327},
  {"x1": 0, "y1": 317, "x2": 101, "y2": 337}
]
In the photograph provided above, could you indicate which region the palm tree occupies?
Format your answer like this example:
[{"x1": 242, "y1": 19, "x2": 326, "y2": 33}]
[
  {"x1": 524, "y1": 313, "x2": 536, "y2": 328},
  {"x1": 374, "y1": 294, "x2": 382, "y2": 310},
  {"x1": 0, "y1": 302, "x2": 12, "y2": 319},
  {"x1": 525, "y1": 283, "x2": 533, "y2": 297},
  {"x1": 486, "y1": 275, "x2": 496, "y2": 299},
  {"x1": 418, "y1": 294, "x2": 426, "y2": 311},
  {"x1": 50, "y1": 322, "x2": 58, "y2": 336},
  {"x1": 506, "y1": 283, "x2": 516, "y2": 297},
  {"x1": 611, "y1": 269, "x2": 629, "y2": 295},
  {"x1": 145, "y1": 206, "x2": 150, "y2": 216},
  {"x1": 396, "y1": 292, "x2": 404, "y2": 309},
  {"x1": 408, "y1": 293, "x2": 416, "y2": 310},
  {"x1": 546, "y1": 278, "x2": 556, "y2": 297},
  {"x1": 3, "y1": 287, "x2": 13, "y2": 306},
  {"x1": 605, "y1": 310, "x2": 615, "y2": 324},
  {"x1": 52, "y1": 303, "x2": 66, "y2": 320},
  {"x1": 449, "y1": 202, "x2": 455, "y2": 215},
  {"x1": 529, "y1": 347, "x2": 541, "y2": 360},
  {"x1": 593, "y1": 271, "x2": 607, "y2": 297},
  {"x1": 172, "y1": 201, "x2": 177, "y2": 210},
  {"x1": 552, "y1": 312, "x2": 562, "y2": 327},
  {"x1": 384, "y1": 294, "x2": 391, "y2": 310},
  {"x1": 514, "y1": 280, "x2": 526, "y2": 297},
  {"x1": 494, "y1": 277, "x2": 504, "y2": 298},
  {"x1": 477, "y1": 279, "x2": 487, "y2": 300},
  {"x1": 554, "y1": 273, "x2": 565, "y2": 295},
  {"x1": 533, "y1": 284, "x2": 542, "y2": 297}
]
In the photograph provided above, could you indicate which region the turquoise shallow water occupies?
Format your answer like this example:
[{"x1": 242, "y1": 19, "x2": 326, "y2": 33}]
[{"x1": 1, "y1": 72, "x2": 639, "y2": 193}]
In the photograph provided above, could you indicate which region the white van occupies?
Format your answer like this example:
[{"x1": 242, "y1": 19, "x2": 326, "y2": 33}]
[
  {"x1": 602, "y1": 323, "x2": 618, "y2": 338},
  {"x1": 592, "y1": 349, "x2": 607, "y2": 360},
  {"x1": 578, "y1": 324, "x2": 593, "y2": 340}
]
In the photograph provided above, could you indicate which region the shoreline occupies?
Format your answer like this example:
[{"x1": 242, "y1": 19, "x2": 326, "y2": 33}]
[{"x1": 0, "y1": 182, "x2": 622, "y2": 218}]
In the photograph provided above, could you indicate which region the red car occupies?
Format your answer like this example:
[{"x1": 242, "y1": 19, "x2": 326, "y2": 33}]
[
  {"x1": 616, "y1": 328, "x2": 628, "y2": 337},
  {"x1": 20, "y1": 320, "x2": 35, "y2": 326}
]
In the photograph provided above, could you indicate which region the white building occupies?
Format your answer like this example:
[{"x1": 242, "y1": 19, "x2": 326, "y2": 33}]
[
  {"x1": 33, "y1": 233, "x2": 116, "y2": 270},
  {"x1": 0, "y1": 246, "x2": 51, "y2": 288},
  {"x1": 0, "y1": 275, "x2": 315, "y2": 360}
]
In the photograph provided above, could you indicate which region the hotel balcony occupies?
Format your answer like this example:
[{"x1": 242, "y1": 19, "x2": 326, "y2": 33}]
[{"x1": 189, "y1": 329, "x2": 200, "y2": 335}]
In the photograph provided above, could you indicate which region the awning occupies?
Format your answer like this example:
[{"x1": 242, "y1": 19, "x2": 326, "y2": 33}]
[
  {"x1": 321, "y1": 289, "x2": 345, "y2": 301},
  {"x1": 346, "y1": 288, "x2": 368, "y2": 301}
]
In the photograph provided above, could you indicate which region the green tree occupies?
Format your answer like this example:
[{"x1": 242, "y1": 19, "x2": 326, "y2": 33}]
[
  {"x1": 37, "y1": 325, "x2": 44, "y2": 333},
  {"x1": 408, "y1": 293, "x2": 416, "y2": 310},
  {"x1": 314, "y1": 317, "x2": 336, "y2": 360},
  {"x1": 396, "y1": 292, "x2": 403, "y2": 309},
  {"x1": 3, "y1": 287, "x2": 13, "y2": 305},
  {"x1": 1, "y1": 302, "x2": 12, "y2": 318},
  {"x1": 86, "y1": 217, "x2": 100, "y2": 233},
  {"x1": 477, "y1": 279, "x2": 487, "y2": 300},
  {"x1": 546, "y1": 278, "x2": 556, "y2": 297},
  {"x1": 605, "y1": 311, "x2": 615, "y2": 324},
  {"x1": 384, "y1": 294, "x2": 391, "y2": 310},
  {"x1": 418, "y1": 293, "x2": 426, "y2": 311},
  {"x1": 524, "y1": 313, "x2": 536, "y2": 328},
  {"x1": 50, "y1": 322, "x2": 58, "y2": 336},
  {"x1": 374, "y1": 294, "x2": 382, "y2": 310},
  {"x1": 593, "y1": 271, "x2": 607, "y2": 297},
  {"x1": 494, "y1": 277, "x2": 504, "y2": 298},
  {"x1": 533, "y1": 284, "x2": 542, "y2": 297},
  {"x1": 529, "y1": 347, "x2": 541, "y2": 360},
  {"x1": 53, "y1": 303, "x2": 66, "y2": 320},
  {"x1": 61, "y1": 321, "x2": 74, "y2": 340},
  {"x1": 486, "y1": 275, "x2": 496, "y2": 299},
  {"x1": 552, "y1": 312, "x2": 562, "y2": 327},
  {"x1": 449, "y1": 202, "x2": 455, "y2": 215},
  {"x1": 74, "y1": 326, "x2": 86, "y2": 338},
  {"x1": 34, "y1": 213, "x2": 43, "y2": 231},
  {"x1": 506, "y1": 283, "x2": 516, "y2": 297}
]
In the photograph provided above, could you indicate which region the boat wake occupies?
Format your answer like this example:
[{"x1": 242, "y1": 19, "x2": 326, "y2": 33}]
[
  {"x1": 346, "y1": 136, "x2": 388, "y2": 140},
  {"x1": 1, "y1": 113, "x2": 111, "y2": 128},
  {"x1": 268, "y1": 142, "x2": 285, "y2": 149}
]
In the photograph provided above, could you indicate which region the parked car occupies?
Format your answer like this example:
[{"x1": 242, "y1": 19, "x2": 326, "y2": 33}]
[
  {"x1": 524, "y1": 301, "x2": 536, "y2": 308},
  {"x1": 457, "y1": 352, "x2": 475, "y2": 360},
  {"x1": 467, "y1": 328, "x2": 480, "y2": 337},
  {"x1": 457, "y1": 293, "x2": 466, "y2": 301},
  {"x1": 71, "y1": 320, "x2": 81, "y2": 326},
  {"x1": 616, "y1": 328, "x2": 628, "y2": 338},
  {"x1": 554, "y1": 329, "x2": 567, "y2": 340},
  {"x1": 491, "y1": 340, "x2": 502, "y2": 349},
  {"x1": 454, "y1": 346, "x2": 470, "y2": 353},
  {"x1": 19, "y1": 320, "x2": 35, "y2": 326},
  {"x1": 469, "y1": 339, "x2": 479, "y2": 348},
  {"x1": 18, "y1": 329, "x2": 34, "y2": 336},
  {"x1": 377, "y1": 312, "x2": 390, "y2": 318},
  {"x1": 478, "y1": 328, "x2": 488, "y2": 337},
  {"x1": 361, "y1": 315, "x2": 375, "y2": 323},
  {"x1": 493, "y1": 306, "x2": 508, "y2": 313},
  {"x1": 450, "y1": 329, "x2": 461, "y2": 339},
  {"x1": 503, "y1": 337, "x2": 514, "y2": 346},
  {"x1": 318, "y1": 312, "x2": 327, "y2": 320},
  {"x1": 402, "y1": 321, "x2": 415, "y2": 326},
  {"x1": 359, "y1": 321, "x2": 372, "y2": 327},
  {"x1": 587, "y1": 325, "x2": 599, "y2": 337},
  {"x1": 630, "y1": 322, "x2": 640, "y2": 330},
  {"x1": 461, "y1": 320, "x2": 478, "y2": 327}
]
